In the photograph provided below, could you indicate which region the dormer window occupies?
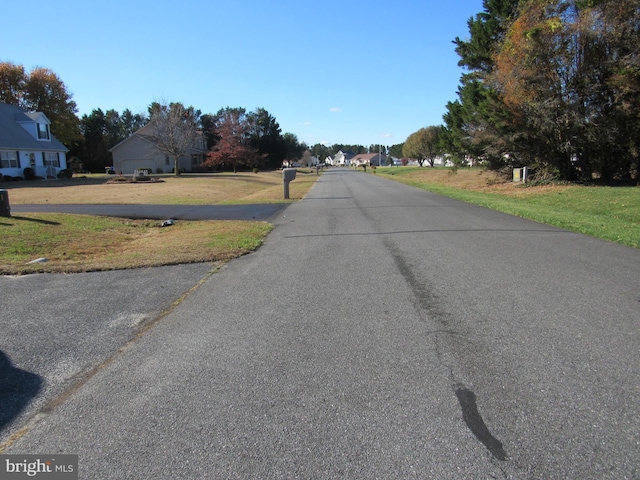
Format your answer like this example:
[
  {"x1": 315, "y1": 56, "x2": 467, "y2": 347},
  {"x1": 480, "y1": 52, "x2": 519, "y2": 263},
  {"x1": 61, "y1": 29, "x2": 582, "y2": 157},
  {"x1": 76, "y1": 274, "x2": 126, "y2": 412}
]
[{"x1": 37, "y1": 122, "x2": 50, "y2": 140}]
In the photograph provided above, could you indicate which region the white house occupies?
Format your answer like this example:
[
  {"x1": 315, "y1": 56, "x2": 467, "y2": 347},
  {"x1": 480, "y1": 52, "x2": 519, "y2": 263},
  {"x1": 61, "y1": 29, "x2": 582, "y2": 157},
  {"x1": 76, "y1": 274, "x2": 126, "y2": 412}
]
[
  {"x1": 109, "y1": 123, "x2": 207, "y2": 175},
  {"x1": 327, "y1": 150, "x2": 356, "y2": 166},
  {"x1": 0, "y1": 103, "x2": 68, "y2": 179}
]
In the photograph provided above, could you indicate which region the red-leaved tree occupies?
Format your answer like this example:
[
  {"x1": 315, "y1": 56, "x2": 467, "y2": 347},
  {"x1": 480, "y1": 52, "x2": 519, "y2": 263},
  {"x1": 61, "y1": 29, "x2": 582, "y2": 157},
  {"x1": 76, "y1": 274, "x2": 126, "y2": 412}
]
[{"x1": 202, "y1": 108, "x2": 259, "y2": 172}]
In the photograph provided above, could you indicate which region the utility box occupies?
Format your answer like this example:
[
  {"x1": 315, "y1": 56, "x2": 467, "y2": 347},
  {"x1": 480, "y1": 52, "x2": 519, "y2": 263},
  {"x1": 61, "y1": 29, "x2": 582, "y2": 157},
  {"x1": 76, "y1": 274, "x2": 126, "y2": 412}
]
[
  {"x1": 0, "y1": 189, "x2": 10, "y2": 217},
  {"x1": 513, "y1": 168, "x2": 522, "y2": 182},
  {"x1": 513, "y1": 167, "x2": 529, "y2": 183},
  {"x1": 282, "y1": 168, "x2": 297, "y2": 199}
]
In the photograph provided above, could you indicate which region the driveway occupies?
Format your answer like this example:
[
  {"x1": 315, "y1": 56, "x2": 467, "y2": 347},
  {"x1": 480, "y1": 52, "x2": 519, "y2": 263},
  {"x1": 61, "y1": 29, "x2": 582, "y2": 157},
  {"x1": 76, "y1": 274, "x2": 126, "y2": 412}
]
[{"x1": 9, "y1": 203, "x2": 288, "y2": 221}]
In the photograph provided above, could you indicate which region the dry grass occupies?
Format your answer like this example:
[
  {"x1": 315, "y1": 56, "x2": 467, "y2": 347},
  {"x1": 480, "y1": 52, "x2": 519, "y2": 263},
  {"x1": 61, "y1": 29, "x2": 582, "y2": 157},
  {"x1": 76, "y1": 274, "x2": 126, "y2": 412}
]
[
  {"x1": 3, "y1": 171, "x2": 319, "y2": 205},
  {"x1": 0, "y1": 214, "x2": 273, "y2": 275},
  {"x1": 378, "y1": 166, "x2": 572, "y2": 195},
  {"x1": 1, "y1": 170, "x2": 319, "y2": 275}
]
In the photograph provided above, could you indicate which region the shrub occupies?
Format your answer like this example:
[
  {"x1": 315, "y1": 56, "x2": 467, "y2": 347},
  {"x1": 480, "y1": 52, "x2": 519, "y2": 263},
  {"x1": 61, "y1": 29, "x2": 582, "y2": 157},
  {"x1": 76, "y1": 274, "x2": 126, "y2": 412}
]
[
  {"x1": 106, "y1": 176, "x2": 130, "y2": 183},
  {"x1": 23, "y1": 167, "x2": 36, "y2": 180}
]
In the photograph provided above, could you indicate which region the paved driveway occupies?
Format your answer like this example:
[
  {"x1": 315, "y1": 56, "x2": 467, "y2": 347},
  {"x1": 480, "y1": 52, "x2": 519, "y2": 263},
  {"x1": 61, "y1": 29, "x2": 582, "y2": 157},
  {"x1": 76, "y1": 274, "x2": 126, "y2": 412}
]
[{"x1": 9, "y1": 203, "x2": 288, "y2": 221}]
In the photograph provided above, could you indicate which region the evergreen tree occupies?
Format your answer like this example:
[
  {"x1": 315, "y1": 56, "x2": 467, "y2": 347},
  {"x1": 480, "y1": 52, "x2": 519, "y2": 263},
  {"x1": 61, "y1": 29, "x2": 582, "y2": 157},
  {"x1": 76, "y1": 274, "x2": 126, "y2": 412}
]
[{"x1": 444, "y1": 1, "x2": 520, "y2": 169}]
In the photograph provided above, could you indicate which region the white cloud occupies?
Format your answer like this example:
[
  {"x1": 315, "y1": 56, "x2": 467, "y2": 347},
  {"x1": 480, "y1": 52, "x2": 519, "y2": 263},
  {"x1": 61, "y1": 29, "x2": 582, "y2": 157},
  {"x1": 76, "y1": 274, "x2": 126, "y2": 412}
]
[{"x1": 329, "y1": 107, "x2": 342, "y2": 113}]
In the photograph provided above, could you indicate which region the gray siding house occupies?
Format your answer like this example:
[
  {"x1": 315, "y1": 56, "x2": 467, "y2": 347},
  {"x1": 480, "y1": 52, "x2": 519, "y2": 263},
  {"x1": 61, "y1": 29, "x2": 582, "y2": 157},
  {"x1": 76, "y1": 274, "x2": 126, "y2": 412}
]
[
  {"x1": 109, "y1": 123, "x2": 207, "y2": 175},
  {"x1": 0, "y1": 103, "x2": 68, "y2": 179}
]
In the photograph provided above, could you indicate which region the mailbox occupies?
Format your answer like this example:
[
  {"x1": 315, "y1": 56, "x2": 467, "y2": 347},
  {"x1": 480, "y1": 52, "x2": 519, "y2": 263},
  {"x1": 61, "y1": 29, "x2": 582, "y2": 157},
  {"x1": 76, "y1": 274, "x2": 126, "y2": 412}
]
[
  {"x1": 283, "y1": 168, "x2": 297, "y2": 181},
  {"x1": 282, "y1": 168, "x2": 296, "y2": 199},
  {"x1": 0, "y1": 189, "x2": 10, "y2": 217}
]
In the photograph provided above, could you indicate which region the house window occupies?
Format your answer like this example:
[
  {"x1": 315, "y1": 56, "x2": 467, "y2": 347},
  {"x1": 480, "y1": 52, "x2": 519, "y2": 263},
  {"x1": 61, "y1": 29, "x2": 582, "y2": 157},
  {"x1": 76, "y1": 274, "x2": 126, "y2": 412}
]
[
  {"x1": 43, "y1": 152, "x2": 60, "y2": 168},
  {"x1": 0, "y1": 150, "x2": 19, "y2": 168},
  {"x1": 37, "y1": 123, "x2": 50, "y2": 140}
]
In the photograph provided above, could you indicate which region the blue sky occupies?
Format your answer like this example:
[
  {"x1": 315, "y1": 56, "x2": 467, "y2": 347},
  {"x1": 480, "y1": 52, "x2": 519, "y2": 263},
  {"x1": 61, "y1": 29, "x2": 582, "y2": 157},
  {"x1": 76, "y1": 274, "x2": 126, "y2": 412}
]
[{"x1": 1, "y1": 0, "x2": 483, "y2": 148}]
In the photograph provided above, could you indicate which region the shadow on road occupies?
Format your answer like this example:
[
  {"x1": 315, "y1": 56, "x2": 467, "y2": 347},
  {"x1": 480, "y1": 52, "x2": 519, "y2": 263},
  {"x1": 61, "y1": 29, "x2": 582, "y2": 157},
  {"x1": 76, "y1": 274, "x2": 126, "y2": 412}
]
[{"x1": 0, "y1": 350, "x2": 42, "y2": 432}]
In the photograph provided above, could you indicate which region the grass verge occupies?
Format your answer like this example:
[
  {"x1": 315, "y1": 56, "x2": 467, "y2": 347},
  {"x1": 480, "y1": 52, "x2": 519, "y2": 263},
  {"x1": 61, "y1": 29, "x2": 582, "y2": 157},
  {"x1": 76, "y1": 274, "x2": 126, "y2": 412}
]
[
  {"x1": 375, "y1": 167, "x2": 640, "y2": 249},
  {"x1": 0, "y1": 214, "x2": 272, "y2": 275}
]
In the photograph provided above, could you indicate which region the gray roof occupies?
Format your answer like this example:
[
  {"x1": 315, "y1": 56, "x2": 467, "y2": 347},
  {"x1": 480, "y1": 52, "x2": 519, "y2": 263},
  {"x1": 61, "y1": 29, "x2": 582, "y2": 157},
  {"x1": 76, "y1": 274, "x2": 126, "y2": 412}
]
[{"x1": 0, "y1": 102, "x2": 69, "y2": 152}]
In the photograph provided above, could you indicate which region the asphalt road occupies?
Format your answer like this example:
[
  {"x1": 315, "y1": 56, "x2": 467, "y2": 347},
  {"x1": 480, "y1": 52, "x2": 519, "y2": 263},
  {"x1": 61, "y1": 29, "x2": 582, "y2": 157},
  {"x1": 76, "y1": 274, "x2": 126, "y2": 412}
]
[{"x1": 2, "y1": 169, "x2": 639, "y2": 478}]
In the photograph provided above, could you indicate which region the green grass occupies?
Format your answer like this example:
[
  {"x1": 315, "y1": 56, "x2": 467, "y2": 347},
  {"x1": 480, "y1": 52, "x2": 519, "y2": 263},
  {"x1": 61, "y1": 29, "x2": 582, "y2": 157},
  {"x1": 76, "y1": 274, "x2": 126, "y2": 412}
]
[{"x1": 376, "y1": 167, "x2": 640, "y2": 249}]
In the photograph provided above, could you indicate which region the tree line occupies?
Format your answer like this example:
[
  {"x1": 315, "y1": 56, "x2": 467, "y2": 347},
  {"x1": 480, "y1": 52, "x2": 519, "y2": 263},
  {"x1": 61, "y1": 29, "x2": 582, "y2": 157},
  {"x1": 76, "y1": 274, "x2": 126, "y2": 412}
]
[
  {"x1": 401, "y1": 0, "x2": 638, "y2": 183},
  {"x1": 0, "y1": 63, "x2": 310, "y2": 173},
  {"x1": 0, "y1": 61, "x2": 394, "y2": 173},
  {"x1": 439, "y1": 0, "x2": 639, "y2": 183}
]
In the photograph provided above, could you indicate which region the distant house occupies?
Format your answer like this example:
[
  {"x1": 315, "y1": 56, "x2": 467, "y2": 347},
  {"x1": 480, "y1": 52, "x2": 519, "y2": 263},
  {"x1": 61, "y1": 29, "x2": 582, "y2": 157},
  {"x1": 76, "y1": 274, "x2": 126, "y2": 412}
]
[
  {"x1": 109, "y1": 123, "x2": 207, "y2": 175},
  {"x1": 0, "y1": 103, "x2": 69, "y2": 179},
  {"x1": 351, "y1": 153, "x2": 388, "y2": 167},
  {"x1": 326, "y1": 150, "x2": 356, "y2": 166}
]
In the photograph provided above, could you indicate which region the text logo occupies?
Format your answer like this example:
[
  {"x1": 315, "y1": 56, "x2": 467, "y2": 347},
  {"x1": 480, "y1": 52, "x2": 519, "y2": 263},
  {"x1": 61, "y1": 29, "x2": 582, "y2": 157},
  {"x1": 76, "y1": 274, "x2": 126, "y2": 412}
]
[{"x1": 0, "y1": 456, "x2": 77, "y2": 479}]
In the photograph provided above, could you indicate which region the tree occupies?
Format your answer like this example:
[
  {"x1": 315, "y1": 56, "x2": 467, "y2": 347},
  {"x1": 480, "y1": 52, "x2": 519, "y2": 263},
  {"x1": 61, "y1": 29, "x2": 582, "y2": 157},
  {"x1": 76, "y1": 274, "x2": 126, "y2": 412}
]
[
  {"x1": 447, "y1": 0, "x2": 640, "y2": 182},
  {"x1": 310, "y1": 143, "x2": 330, "y2": 163},
  {"x1": 403, "y1": 126, "x2": 444, "y2": 167},
  {"x1": 444, "y1": 0, "x2": 521, "y2": 169},
  {"x1": 150, "y1": 102, "x2": 201, "y2": 176},
  {"x1": 490, "y1": 0, "x2": 640, "y2": 181},
  {"x1": 369, "y1": 144, "x2": 387, "y2": 154},
  {"x1": 75, "y1": 108, "x2": 149, "y2": 172},
  {"x1": 249, "y1": 107, "x2": 287, "y2": 169},
  {"x1": 301, "y1": 149, "x2": 314, "y2": 166},
  {"x1": 0, "y1": 62, "x2": 80, "y2": 147},
  {"x1": 200, "y1": 114, "x2": 217, "y2": 149},
  {"x1": 22, "y1": 67, "x2": 81, "y2": 147},
  {"x1": 77, "y1": 109, "x2": 110, "y2": 172},
  {"x1": 120, "y1": 108, "x2": 147, "y2": 137},
  {"x1": 0, "y1": 62, "x2": 26, "y2": 105},
  {"x1": 203, "y1": 107, "x2": 259, "y2": 173},
  {"x1": 388, "y1": 143, "x2": 404, "y2": 158},
  {"x1": 282, "y1": 133, "x2": 306, "y2": 164},
  {"x1": 331, "y1": 144, "x2": 366, "y2": 155}
]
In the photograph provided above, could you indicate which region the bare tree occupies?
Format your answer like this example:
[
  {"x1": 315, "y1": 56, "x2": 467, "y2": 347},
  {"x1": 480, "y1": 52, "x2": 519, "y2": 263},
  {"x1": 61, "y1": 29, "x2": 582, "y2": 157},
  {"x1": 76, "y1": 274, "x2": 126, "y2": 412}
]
[{"x1": 150, "y1": 102, "x2": 201, "y2": 176}]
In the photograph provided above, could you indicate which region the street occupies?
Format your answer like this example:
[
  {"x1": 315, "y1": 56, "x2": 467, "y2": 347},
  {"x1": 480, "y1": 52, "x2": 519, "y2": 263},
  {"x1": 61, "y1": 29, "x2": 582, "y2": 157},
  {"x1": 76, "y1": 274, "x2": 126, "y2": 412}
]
[{"x1": 2, "y1": 168, "x2": 639, "y2": 478}]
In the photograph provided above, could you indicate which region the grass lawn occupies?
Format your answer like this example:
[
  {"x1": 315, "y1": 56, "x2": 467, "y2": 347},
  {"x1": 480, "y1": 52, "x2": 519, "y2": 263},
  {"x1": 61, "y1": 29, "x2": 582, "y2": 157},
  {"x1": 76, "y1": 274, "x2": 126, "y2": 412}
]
[
  {"x1": 3, "y1": 171, "x2": 318, "y2": 205},
  {"x1": 375, "y1": 166, "x2": 640, "y2": 249},
  {"x1": 0, "y1": 214, "x2": 272, "y2": 275},
  {"x1": 0, "y1": 171, "x2": 319, "y2": 275}
]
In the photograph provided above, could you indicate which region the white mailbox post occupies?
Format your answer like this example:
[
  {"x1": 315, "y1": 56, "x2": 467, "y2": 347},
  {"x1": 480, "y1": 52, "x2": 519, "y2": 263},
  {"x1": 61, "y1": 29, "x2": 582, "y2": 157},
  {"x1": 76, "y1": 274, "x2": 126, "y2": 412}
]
[{"x1": 283, "y1": 168, "x2": 297, "y2": 199}]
